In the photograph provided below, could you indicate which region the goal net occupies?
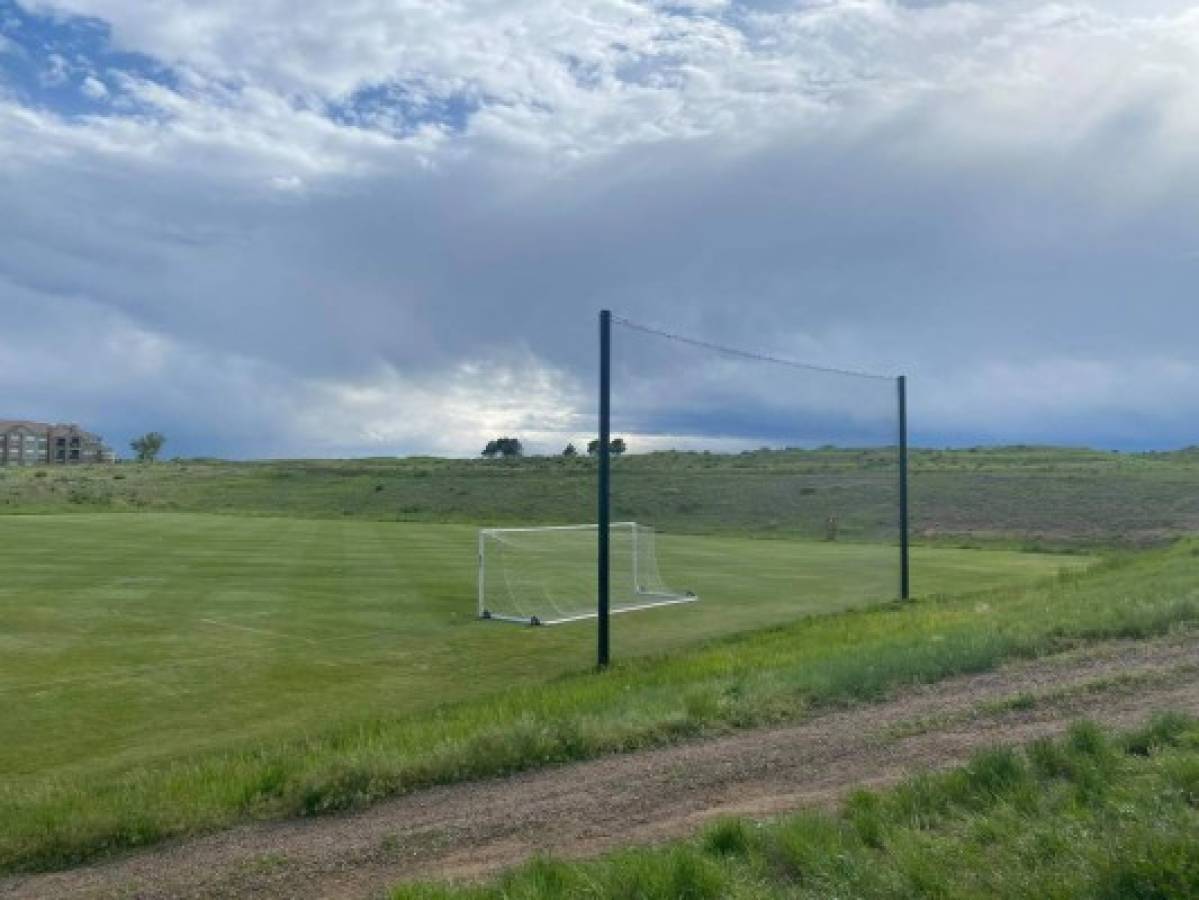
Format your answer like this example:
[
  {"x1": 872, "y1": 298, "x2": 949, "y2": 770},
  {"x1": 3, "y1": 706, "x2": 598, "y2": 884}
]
[
  {"x1": 602, "y1": 314, "x2": 906, "y2": 646},
  {"x1": 478, "y1": 522, "x2": 695, "y2": 625}
]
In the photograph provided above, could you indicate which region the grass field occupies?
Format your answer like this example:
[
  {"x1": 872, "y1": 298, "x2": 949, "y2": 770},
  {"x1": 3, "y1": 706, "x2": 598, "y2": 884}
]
[
  {"x1": 1, "y1": 513, "x2": 1075, "y2": 780},
  {"x1": 1, "y1": 448, "x2": 1197, "y2": 875},
  {"x1": 395, "y1": 716, "x2": 1199, "y2": 899},
  {"x1": 0, "y1": 510, "x2": 1097, "y2": 871}
]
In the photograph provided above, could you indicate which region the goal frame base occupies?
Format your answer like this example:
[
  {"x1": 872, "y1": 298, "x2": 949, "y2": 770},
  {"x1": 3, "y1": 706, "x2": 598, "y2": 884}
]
[{"x1": 479, "y1": 590, "x2": 698, "y2": 627}]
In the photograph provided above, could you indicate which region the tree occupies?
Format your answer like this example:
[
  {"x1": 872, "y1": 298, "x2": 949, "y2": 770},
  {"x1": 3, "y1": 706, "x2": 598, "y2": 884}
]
[
  {"x1": 562, "y1": 443, "x2": 579, "y2": 457},
  {"x1": 130, "y1": 432, "x2": 166, "y2": 463},
  {"x1": 482, "y1": 437, "x2": 523, "y2": 459},
  {"x1": 587, "y1": 438, "x2": 626, "y2": 456}
]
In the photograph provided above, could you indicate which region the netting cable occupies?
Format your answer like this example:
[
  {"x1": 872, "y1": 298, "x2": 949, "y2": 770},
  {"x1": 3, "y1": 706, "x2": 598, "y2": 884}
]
[{"x1": 611, "y1": 315, "x2": 895, "y2": 382}]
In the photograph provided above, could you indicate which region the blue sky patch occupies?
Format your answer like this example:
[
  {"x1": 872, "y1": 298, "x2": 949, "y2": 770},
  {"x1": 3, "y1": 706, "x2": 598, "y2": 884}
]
[
  {"x1": 327, "y1": 81, "x2": 480, "y2": 137},
  {"x1": 0, "y1": 0, "x2": 177, "y2": 118}
]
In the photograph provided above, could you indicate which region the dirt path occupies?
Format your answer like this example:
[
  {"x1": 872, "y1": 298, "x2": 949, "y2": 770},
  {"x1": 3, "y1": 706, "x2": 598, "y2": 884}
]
[{"x1": 5, "y1": 634, "x2": 1198, "y2": 900}]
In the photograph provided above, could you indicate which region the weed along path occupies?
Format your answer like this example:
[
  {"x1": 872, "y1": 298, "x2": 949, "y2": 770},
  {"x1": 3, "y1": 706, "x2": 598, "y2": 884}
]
[{"x1": 4, "y1": 632, "x2": 1198, "y2": 900}]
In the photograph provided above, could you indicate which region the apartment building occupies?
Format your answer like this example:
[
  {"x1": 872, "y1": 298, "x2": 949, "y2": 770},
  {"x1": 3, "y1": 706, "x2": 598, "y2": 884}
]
[{"x1": 0, "y1": 420, "x2": 115, "y2": 466}]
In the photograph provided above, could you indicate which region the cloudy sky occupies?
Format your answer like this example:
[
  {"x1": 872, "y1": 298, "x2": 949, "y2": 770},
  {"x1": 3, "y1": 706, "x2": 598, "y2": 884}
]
[{"x1": 1, "y1": 0, "x2": 1198, "y2": 457}]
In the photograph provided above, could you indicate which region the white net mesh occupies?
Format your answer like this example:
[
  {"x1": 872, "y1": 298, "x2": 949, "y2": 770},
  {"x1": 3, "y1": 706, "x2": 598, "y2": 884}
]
[
  {"x1": 605, "y1": 316, "x2": 904, "y2": 631},
  {"x1": 478, "y1": 522, "x2": 694, "y2": 625}
]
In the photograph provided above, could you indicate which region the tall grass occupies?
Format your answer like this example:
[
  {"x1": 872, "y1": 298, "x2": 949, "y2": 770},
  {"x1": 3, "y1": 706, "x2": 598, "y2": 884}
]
[
  {"x1": 1, "y1": 541, "x2": 1197, "y2": 873},
  {"x1": 4, "y1": 446, "x2": 1199, "y2": 546},
  {"x1": 395, "y1": 715, "x2": 1199, "y2": 899}
]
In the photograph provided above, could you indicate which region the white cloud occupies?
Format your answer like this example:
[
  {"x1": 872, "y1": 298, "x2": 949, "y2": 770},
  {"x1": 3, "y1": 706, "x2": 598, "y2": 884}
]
[
  {"x1": 4, "y1": 1, "x2": 1191, "y2": 175},
  {"x1": 40, "y1": 51, "x2": 69, "y2": 85},
  {"x1": 80, "y1": 74, "x2": 108, "y2": 99},
  {"x1": 9, "y1": 1, "x2": 1198, "y2": 170},
  {"x1": 301, "y1": 357, "x2": 588, "y2": 457}
]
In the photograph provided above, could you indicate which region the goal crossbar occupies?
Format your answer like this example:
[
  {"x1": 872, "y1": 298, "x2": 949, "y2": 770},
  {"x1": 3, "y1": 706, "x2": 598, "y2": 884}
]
[{"x1": 479, "y1": 521, "x2": 638, "y2": 536}]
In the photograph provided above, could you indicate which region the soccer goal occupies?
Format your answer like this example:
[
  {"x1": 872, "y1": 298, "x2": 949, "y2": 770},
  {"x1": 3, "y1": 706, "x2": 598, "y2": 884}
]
[{"x1": 478, "y1": 522, "x2": 696, "y2": 625}]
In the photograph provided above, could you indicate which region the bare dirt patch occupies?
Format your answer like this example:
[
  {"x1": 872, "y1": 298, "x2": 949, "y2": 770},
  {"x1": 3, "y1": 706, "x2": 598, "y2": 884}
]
[{"x1": 4, "y1": 633, "x2": 1198, "y2": 900}]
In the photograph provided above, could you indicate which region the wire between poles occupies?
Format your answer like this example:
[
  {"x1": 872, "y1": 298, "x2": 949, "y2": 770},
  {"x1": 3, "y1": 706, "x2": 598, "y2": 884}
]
[{"x1": 610, "y1": 315, "x2": 895, "y2": 382}]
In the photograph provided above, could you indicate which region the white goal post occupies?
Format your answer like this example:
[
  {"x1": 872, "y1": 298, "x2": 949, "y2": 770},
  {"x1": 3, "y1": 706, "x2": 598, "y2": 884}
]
[{"x1": 478, "y1": 522, "x2": 696, "y2": 626}]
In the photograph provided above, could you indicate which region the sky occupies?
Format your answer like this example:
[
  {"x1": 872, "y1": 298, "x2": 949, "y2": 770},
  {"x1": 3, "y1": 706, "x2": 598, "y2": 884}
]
[{"x1": 1, "y1": 0, "x2": 1198, "y2": 458}]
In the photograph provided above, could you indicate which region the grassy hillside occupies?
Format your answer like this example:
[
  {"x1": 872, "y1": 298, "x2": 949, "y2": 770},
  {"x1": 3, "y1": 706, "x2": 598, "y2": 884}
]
[
  {"x1": 2, "y1": 533, "x2": 1196, "y2": 873},
  {"x1": 2, "y1": 445, "x2": 1198, "y2": 547},
  {"x1": 395, "y1": 716, "x2": 1199, "y2": 899}
]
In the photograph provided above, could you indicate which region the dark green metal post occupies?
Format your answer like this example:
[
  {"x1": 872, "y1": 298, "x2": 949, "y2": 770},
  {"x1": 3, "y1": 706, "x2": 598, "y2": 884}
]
[
  {"x1": 598, "y1": 310, "x2": 612, "y2": 667},
  {"x1": 898, "y1": 375, "x2": 910, "y2": 600}
]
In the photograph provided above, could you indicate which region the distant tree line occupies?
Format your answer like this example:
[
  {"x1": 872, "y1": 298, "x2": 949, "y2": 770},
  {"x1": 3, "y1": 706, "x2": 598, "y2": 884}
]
[
  {"x1": 481, "y1": 437, "x2": 628, "y2": 459},
  {"x1": 481, "y1": 437, "x2": 523, "y2": 458},
  {"x1": 586, "y1": 438, "x2": 626, "y2": 456}
]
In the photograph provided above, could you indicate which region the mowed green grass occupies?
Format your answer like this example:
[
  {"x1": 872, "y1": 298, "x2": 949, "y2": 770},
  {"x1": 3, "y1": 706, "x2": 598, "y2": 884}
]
[{"x1": 0, "y1": 513, "x2": 1079, "y2": 782}]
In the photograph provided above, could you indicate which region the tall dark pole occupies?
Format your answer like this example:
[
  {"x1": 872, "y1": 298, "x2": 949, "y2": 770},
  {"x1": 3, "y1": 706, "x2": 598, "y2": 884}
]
[
  {"x1": 598, "y1": 310, "x2": 612, "y2": 668},
  {"x1": 898, "y1": 375, "x2": 911, "y2": 601}
]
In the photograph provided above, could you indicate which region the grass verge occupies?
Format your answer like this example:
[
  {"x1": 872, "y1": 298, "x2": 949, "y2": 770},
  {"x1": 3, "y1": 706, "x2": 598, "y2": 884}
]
[
  {"x1": 394, "y1": 714, "x2": 1199, "y2": 899},
  {"x1": 3, "y1": 542, "x2": 1198, "y2": 875}
]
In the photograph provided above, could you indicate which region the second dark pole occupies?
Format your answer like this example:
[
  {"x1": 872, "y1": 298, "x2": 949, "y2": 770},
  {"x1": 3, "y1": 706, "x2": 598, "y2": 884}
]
[
  {"x1": 598, "y1": 310, "x2": 612, "y2": 668},
  {"x1": 898, "y1": 374, "x2": 910, "y2": 601}
]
